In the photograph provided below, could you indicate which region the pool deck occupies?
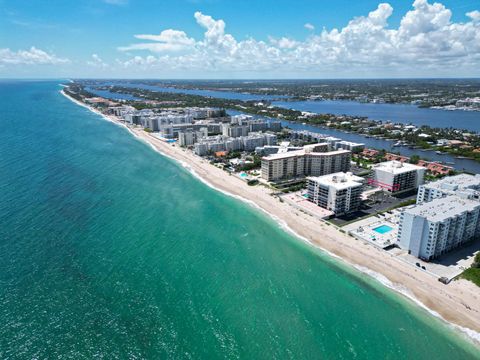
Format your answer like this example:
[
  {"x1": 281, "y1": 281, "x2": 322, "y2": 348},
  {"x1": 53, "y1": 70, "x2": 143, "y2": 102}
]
[
  {"x1": 343, "y1": 213, "x2": 400, "y2": 249},
  {"x1": 344, "y1": 210, "x2": 480, "y2": 280}
]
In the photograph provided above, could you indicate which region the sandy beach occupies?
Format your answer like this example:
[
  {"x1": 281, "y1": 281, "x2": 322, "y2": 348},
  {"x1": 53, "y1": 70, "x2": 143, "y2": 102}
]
[{"x1": 62, "y1": 90, "x2": 480, "y2": 345}]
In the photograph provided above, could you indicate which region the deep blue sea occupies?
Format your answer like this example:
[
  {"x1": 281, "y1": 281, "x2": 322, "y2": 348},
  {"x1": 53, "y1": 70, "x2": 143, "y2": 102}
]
[{"x1": 1, "y1": 81, "x2": 479, "y2": 358}]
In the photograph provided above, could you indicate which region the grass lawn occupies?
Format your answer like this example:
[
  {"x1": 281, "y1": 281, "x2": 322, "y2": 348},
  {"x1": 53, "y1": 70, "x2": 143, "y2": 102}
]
[{"x1": 459, "y1": 268, "x2": 480, "y2": 287}]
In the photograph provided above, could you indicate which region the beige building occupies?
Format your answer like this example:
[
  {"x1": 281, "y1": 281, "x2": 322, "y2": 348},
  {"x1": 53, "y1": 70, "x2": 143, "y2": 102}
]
[{"x1": 261, "y1": 144, "x2": 351, "y2": 182}]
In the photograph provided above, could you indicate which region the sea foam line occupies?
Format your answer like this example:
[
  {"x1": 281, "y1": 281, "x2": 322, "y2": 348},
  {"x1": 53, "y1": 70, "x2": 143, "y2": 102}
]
[{"x1": 60, "y1": 88, "x2": 480, "y2": 347}]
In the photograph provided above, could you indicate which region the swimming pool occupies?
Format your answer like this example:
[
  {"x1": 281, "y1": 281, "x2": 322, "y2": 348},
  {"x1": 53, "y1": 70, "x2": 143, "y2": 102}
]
[
  {"x1": 373, "y1": 225, "x2": 393, "y2": 234},
  {"x1": 239, "y1": 173, "x2": 248, "y2": 178}
]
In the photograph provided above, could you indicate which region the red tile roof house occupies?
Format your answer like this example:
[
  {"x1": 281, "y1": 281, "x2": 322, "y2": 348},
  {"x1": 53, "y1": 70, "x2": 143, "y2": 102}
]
[
  {"x1": 417, "y1": 160, "x2": 453, "y2": 176},
  {"x1": 361, "y1": 148, "x2": 379, "y2": 159},
  {"x1": 385, "y1": 153, "x2": 409, "y2": 162}
]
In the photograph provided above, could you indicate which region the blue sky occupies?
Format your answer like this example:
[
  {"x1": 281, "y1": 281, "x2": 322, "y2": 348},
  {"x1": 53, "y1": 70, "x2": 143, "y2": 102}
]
[{"x1": 1, "y1": 0, "x2": 479, "y2": 78}]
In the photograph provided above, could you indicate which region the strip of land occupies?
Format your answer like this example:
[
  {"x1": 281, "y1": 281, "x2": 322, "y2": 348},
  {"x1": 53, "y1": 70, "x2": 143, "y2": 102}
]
[{"x1": 62, "y1": 89, "x2": 480, "y2": 345}]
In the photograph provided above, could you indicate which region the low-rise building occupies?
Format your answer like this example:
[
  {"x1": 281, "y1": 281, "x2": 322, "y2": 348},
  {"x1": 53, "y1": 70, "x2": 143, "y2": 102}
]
[
  {"x1": 370, "y1": 161, "x2": 425, "y2": 194},
  {"x1": 397, "y1": 196, "x2": 480, "y2": 260},
  {"x1": 416, "y1": 160, "x2": 453, "y2": 176},
  {"x1": 384, "y1": 153, "x2": 409, "y2": 163},
  {"x1": 307, "y1": 172, "x2": 364, "y2": 215},
  {"x1": 455, "y1": 97, "x2": 480, "y2": 109},
  {"x1": 361, "y1": 148, "x2": 379, "y2": 160},
  {"x1": 334, "y1": 140, "x2": 365, "y2": 153}
]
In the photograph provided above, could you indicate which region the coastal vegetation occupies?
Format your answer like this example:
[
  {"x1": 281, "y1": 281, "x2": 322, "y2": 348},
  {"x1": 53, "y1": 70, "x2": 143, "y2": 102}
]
[
  {"x1": 459, "y1": 253, "x2": 480, "y2": 287},
  {"x1": 108, "y1": 79, "x2": 480, "y2": 109}
]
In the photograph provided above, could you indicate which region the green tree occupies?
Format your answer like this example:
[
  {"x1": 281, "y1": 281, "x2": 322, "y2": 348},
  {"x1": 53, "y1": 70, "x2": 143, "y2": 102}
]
[
  {"x1": 472, "y1": 253, "x2": 480, "y2": 269},
  {"x1": 409, "y1": 154, "x2": 420, "y2": 164}
]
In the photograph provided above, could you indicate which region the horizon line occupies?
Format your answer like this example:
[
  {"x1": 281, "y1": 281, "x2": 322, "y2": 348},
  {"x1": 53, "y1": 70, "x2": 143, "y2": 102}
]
[{"x1": 2, "y1": 77, "x2": 480, "y2": 81}]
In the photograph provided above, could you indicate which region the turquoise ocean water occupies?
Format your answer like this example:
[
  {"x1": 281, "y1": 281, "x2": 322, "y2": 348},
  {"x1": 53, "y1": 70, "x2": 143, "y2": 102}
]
[{"x1": 0, "y1": 81, "x2": 479, "y2": 359}]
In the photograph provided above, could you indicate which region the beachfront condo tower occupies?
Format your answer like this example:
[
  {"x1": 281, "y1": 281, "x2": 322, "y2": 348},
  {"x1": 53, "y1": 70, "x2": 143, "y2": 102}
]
[{"x1": 307, "y1": 172, "x2": 364, "y2": 215}]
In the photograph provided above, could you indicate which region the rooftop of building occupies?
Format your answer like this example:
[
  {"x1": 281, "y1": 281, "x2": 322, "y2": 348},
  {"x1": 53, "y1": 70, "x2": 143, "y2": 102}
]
[
  {"x1": 308, "y1": 172, "x2": 364, "y2": 190},
  {"x1": 374, "y1": 160, "x2": 424, "y2": 174},
  {"x1": 403, "y1": 195, "x2": 479, "y2": 222},
  {"x1": 422, "y1": 173, "x2": 480, "y2": 191},
  {"x1": 263, "y1": 146, "x2": 349, "y2": 160},
  {"x1": 196, "y1": 132, "x2": 273, "y2": 144}
]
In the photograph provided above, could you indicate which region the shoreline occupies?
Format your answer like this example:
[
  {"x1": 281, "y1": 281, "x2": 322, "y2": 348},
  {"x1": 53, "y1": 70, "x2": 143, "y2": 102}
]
[{"x1": 61, "y1": 89, "x2": 480, "y2": 347}]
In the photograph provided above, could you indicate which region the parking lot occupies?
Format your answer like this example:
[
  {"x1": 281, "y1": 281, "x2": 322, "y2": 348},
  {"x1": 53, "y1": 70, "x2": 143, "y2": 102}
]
[
  {"x1": 394, "y1": 241, "x2": 480, "y2": 281},
  {"x1": 330, "y1": 188, "x2": 416, "y2": 226}
]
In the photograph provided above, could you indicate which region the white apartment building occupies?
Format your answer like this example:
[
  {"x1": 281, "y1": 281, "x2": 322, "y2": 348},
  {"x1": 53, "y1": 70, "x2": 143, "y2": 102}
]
[
  {"x1": 231, "y1": 114, "x2": 254, "y2": 124},
  {"x1": 242, "y1": 133, "x2": 275, "y2": 151},
  {"x1": 304, "y1": 149, "x2": 350, "y2": 177},
  {"x1": 178, "y1": 128, "x2": 208, "y2": 147},
  {"x1": 185, "y1": 107, "x2": 225, "y2": 119},
  {"x1": 194, "y1": 133, "x2": 277, "y2": 156},
  {"x1": 222, "y1": 124, "x2": 250, "y2": 138},
  {"x1": 417, "y1": 173, "x2": 480, "y2": 204},
  {"x1": 307, "y1": 172, "x2": 364, "y2": 215},
  {"x1": 397, "y1": 196, "x2": 480, "y2": 260},
  {"x1": 142, "y1": 113, "x2": 194, "y2": 131},
  {"x1": 334, "y1": 140, "x2": 365, "y2": 153},
  {"x1": 110, "y1": 105, "x2": 136, "y2": 118},
  {"x1": 371, "y1": 161, "x2": 425, "y2": 194}
]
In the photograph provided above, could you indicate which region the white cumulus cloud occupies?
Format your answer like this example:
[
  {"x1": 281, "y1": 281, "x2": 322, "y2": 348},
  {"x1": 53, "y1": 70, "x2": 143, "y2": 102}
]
[
  {"x1": 87, "y1": 54, "x2": 108, "y2": 68},
  {"x1": 0, "y1": 47, "x2": 69, "y2": 65},
  {"x1": 467, "y1": 10, "x2": 480, "y2": 22},
  {"x1": 119, "y1": 29, "x2": 195, "y2": 52},
  {"x1": 304, "y1": 23, "x2": 315, "y2": 31},
  {"x1": 117, "y1": 1, "x2": 480, "y2": 77},
  {"x1": 269, "y1": 37, "x2": 298, "y2": 49}
]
